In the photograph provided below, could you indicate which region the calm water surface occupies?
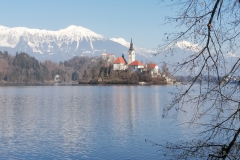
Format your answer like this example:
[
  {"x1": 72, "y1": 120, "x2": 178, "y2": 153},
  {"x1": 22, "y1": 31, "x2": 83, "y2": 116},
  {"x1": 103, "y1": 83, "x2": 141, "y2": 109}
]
[{"x1": 0, "y1": 85, "x2": 195, "y2": 159}]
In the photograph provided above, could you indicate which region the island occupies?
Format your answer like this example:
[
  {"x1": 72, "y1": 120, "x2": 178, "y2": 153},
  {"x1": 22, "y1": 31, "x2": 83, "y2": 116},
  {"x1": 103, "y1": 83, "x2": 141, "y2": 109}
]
[{"x1": 79, "y1": 39, "x2": 174, "y2": 85}]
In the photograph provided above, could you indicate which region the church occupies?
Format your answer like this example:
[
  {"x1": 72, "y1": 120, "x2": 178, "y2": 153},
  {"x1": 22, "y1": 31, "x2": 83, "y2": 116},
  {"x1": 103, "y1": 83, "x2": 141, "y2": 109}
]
[{"x1": 113, "y1": 39, "x2": 144, "y2": 70}]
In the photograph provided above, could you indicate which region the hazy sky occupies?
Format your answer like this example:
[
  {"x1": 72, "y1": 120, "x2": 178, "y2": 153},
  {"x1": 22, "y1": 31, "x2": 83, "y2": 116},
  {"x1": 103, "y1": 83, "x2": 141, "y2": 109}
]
[{"x1": 0, "y1": 0, "x2": 175, "y2": 49}]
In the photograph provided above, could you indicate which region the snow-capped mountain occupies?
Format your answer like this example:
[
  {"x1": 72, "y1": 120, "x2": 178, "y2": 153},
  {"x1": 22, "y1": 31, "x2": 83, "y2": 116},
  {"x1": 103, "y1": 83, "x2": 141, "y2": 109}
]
[
  {"x1": 110, "y1": 38, "x2": 129, "y2": 48},
  {"x1": 110, "y1": 38, "x2": 157, "y2": 56},
  {"x1": 159, "y1": 40, "x2": 240, "y2": 63},
  {"x1": 0, "y1": 25, "x2": 238, "y2": 71},
  {"x1": 0, "y1": 25, "x2": 156, "y2": 62},
  {"x1": 175, "y1": 40, "x2": 202, "y2": 52},
  {"x1": 156, "y1": 40, "x2": 240, "y2": 76}
]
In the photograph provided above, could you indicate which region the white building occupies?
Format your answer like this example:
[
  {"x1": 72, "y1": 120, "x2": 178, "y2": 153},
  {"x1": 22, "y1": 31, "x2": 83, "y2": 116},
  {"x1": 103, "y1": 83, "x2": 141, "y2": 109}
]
[
  {"x1": 113, "y1": 55, "x2": 128, "y2": 70},
  {"x1": 128, "y1": 39, "x2": 135, "y2": 64},
  {"x1": 112, "y1": 39, "x2": 136, "y2": 71},
  {"x1": 54, "y1": 74, "x2": 60, "y2": 82},
  {"x1": 146, "y1": 63, "x2": 160, "y2": 77},
  {"x1": 129, "y1": 60, "x2": 144, "y2": 72}
]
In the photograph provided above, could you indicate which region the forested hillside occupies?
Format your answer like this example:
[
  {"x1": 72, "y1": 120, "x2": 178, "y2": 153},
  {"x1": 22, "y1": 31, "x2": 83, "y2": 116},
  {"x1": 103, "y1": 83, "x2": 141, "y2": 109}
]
[{"x1": 0, "y1": 51, "x2": 105, "y2": 83}]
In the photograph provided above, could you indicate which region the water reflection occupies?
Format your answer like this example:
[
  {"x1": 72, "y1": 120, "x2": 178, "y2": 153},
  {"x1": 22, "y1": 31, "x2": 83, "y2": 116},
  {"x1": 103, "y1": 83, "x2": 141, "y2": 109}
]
[
  {"x1": 0, "y1": 85, "x2": 199, "y2": 159},
  {"x1": 129, "y1": 86, "x2": 136, "y2": 135}
]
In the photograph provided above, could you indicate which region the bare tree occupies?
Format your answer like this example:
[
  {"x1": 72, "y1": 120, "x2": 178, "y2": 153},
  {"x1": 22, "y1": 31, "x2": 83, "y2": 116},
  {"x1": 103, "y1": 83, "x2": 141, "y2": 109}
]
[
  {"x1": 156, "y1": 0, "x2": 240, "y2": 159},
  {"x1": 161, "y1": 62, "x2": 170, "y2": 77}
]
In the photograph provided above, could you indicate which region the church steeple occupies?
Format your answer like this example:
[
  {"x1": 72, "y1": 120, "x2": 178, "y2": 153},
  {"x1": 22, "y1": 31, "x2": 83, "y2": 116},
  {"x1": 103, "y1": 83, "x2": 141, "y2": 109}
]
[
  {"x1": 128, "y1": 38, "x2": 135, "y2": 64},
  {"x1": 129, "y1": 38, "x2": 134, "y2": 51}
]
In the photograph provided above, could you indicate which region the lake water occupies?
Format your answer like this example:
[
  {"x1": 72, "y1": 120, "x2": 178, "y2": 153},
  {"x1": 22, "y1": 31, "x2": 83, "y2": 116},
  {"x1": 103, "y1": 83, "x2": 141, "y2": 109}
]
[{"x1": 0, "y1": 85, "x2": 195, "y2": 159}]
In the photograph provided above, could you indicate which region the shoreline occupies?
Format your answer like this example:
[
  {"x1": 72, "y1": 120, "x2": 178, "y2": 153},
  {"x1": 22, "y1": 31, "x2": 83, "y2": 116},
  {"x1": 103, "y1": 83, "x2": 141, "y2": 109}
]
[{"x1": 0, "y1": 82, "x2": 173, "y2": 86}]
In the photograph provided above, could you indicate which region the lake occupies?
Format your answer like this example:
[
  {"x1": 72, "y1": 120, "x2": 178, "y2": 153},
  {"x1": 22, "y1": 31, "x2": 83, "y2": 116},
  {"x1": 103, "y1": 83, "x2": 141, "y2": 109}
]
[{"x1": 0, "y1": 85, "x2": 196, "y2": 159}]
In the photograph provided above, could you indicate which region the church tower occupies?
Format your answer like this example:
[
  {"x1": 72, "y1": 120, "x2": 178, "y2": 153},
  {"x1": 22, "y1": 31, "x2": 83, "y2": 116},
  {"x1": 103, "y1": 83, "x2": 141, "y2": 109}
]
[{"x1": 128, "y1": 39, "x2": 135, "y2": 64}]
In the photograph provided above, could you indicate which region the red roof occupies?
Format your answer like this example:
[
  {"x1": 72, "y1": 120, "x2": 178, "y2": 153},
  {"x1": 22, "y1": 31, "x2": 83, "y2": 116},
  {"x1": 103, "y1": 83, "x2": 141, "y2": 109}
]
[
  {"x1": 146, "y1": 63, "x2": 157, "y2": 68},
  {"x1": 113, "y1": 57, "x2": 126, "y2": 64},
  {"x1": 129, "y1": 60, "x2": 144, "y2": 66}
]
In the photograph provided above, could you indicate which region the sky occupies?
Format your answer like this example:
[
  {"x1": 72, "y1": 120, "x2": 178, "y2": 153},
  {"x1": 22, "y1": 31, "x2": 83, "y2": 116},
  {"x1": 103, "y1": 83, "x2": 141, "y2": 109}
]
[{"x1": 0, "y1": 0, "x2": 175, "y2": 49}]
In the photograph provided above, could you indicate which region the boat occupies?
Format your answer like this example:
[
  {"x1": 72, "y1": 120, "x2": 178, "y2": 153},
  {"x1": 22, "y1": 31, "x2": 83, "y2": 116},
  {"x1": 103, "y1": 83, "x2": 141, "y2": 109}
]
[{"x1": 139, "y1": 82, "x2": 146, "y2": 85}]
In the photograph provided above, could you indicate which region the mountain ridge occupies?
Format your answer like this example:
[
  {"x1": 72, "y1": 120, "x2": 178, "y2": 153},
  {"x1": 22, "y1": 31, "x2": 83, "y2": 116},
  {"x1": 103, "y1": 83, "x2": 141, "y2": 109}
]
[
  {"x1": 0, "y1": 25, "x2": 157, "y2": 62},
  {"x1": 1, "y1": 25, "x2": 237, "y2": 66}
]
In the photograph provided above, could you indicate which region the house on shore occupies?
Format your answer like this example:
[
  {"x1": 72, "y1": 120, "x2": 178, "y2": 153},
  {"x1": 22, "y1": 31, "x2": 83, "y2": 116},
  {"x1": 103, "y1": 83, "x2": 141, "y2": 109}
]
[{"x1": 54, "y1": 74, "x2": 61, "y2": 83}]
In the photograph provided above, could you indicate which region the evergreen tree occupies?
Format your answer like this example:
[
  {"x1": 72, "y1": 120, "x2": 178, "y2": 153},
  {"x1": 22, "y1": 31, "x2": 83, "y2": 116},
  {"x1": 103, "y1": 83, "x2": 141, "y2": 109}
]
[{"x1": 72, "y1": 71, "x2": 79, "y2": 81}]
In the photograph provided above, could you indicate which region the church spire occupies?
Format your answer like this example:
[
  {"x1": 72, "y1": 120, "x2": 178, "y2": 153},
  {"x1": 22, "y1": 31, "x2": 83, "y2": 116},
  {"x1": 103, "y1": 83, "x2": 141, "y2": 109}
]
[{"x1": 129, "y1": 38, "x2": 134, "y2": 51}]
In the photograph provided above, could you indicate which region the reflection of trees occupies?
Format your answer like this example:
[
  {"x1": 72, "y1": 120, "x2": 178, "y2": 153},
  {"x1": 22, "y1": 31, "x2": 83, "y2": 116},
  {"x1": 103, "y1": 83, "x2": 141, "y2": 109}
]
[{"x1": 158, "y1": 1, "x2": 240, "y2": 159}]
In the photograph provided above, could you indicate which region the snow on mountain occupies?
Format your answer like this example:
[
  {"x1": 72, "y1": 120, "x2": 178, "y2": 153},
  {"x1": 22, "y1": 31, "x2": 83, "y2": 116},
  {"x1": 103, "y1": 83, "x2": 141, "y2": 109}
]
[
  {"x1": 2, "y1": 25, "x2": 233, "y2": 66},
  {"x1": 0, "y1": 26, "x2": 9, "y2": 30},
  {"x1": 110, "y1": 37, "x2": 157, "y2": 56},
  {"x1": 225, "y1": 52, "x2": 240, "y2": 58},
  {"x1": 110, "y1": 38, "x2": 129, "y2": 48},
  {"x1": 175, "y1": 40, "x2": 202, "y2": 52},
  {"x1": 0, "y1": 25, "x2": 160, "y2": 62},
  {"x1": 0, "y1": 25, "x2": 238, "y2": 76},
  {"x1": 171, "y1": 41, "x2": 239, "y2": 62},
  {"x1": 0, "y1": 25, "x2": 114, "y2": 61},
  {"x1": 0, "y1": 25, "x2": 105, "y2": 51},
  {"x1": 155, "y1": 40, "x2": 240, "y2": 76}
]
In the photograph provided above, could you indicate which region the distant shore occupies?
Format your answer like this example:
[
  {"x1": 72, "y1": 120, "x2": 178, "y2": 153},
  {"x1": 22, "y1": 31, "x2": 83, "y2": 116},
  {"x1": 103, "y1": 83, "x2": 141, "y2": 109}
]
[
  {"x1": 0, "y1": 81, "x2": 172, "y2": 86},
  {"x1": 0, "y1": 81, "x2": 79, "y2": 86},
  {"x1": 79, "y1": 78, "x2": 168, "y2": 85}
]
